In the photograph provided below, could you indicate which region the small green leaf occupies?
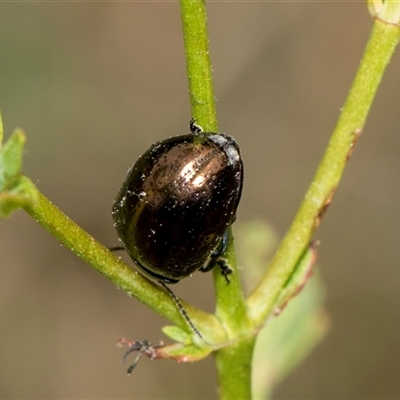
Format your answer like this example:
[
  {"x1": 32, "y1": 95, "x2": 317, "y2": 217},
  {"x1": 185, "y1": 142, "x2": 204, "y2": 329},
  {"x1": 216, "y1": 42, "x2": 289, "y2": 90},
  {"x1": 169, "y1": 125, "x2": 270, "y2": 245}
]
[
  {"x1": 273, "y1": 242, "x2": 318, "y2": 315},
  {"x1": 163, "y1": 343, "x2": 213, "y2": 363},
  {"x1": 0, "y1": 130, "x2": 38, "y2": 218},
  {"x1": 162, "y1": 325, "x2": 191, "y2": 344},
  {"x1": 0, "y1": 129, "x2": 26, "y2": 190},
  {"x1": 252, "y1": 273, "x2": 329, "y2": 399}
]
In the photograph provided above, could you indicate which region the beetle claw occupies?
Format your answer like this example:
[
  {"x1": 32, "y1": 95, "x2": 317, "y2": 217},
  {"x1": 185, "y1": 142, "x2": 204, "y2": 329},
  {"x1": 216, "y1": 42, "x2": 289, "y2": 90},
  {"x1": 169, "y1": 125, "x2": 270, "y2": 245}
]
[{"x1": 218, "y1": 259, "x2": 233, "y2": 284}]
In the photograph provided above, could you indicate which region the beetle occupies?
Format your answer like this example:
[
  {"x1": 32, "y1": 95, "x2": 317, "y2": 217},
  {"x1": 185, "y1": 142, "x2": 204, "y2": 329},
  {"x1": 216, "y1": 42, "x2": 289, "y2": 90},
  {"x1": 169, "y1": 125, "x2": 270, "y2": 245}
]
[{"x1": 112, "y1": 119, "x2": 243, "y2": 284}]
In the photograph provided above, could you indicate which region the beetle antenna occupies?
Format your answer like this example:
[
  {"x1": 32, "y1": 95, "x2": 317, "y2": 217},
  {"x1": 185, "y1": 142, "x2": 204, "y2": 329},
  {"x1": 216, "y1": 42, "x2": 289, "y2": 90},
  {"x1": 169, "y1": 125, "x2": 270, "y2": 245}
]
[{"x1": 158, "y1": 280, "x2": 203, "y2": 339}]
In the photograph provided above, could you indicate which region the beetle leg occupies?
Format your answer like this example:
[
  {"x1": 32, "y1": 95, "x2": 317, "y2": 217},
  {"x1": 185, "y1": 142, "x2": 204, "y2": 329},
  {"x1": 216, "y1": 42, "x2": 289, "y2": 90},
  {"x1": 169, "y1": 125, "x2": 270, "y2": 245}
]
[
  {"x1": 200, "y1": 255, "x2": 233, "y2": 283},
  {"x1": 216, "y1": 258, "x2": 233, "y2": 284},
  {"x1": 200, "y1": 230, "x2": 232, "y2": 282},
  {"x1": 199, "y1": 259, "x2": 216, "y2": 273},
  {"x1": 200, "y1": 228, "x2": 229, "y2": 271}
]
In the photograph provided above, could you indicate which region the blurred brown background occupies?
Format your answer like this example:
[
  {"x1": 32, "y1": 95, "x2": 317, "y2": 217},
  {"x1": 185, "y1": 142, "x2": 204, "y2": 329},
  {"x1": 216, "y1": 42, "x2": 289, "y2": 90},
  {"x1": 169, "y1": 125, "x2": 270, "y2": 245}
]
[{"x1": 1, "y1": 2, "x2": 400, "y2": 399}]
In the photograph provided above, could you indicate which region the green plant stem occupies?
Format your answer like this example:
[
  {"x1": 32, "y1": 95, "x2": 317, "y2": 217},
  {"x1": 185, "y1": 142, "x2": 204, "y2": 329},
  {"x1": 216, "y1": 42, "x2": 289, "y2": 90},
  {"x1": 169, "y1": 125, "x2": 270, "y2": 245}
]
[
  {"x1": 214, "y1": 337, "x2": 256, "y2": 400},
  {"x1": 247, "y1": 17, "x2": 400, "y2": 325},
  {"x1": 213, "y1": 229, "x2": 253, "y2": 336},
  {"x1": 23, "y1": 189, "x2": 224, "y2": 340},
  {"x1": 180, "y1": 0, "x2": 250, "y2": 331},
  {"x1": 180, "y1": 1, "x2": 254, "y2": 398},
  {"x1": 180, "y1": 0, "x2": 217, "y2": 132}
]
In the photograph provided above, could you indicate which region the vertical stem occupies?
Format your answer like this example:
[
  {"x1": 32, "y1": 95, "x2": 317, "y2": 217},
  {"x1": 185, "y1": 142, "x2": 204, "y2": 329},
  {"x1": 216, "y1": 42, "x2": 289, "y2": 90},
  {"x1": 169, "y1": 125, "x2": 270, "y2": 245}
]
[
  {"x1": 214, "y1": 337, "x2": 256, "y2": 400},
  {"x1": 180, "y1": 0, "x2": 250, "y2": 329},
  {"x1": 180, "y1": 2, "x2": 254, "y2": 398},
  {"x1": 180, "y1": 0, "x2": 217, "y2": 132}
]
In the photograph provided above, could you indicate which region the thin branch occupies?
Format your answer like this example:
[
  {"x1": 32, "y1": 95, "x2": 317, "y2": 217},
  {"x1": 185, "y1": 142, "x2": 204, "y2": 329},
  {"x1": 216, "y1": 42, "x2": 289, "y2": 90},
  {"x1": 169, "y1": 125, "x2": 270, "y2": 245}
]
[
  {"x1": 247, "y1": 17, "x2": 400, "y2": 325},
  {"x1": 23, "y1": 189, "x2": 224, "y2": 340}
]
